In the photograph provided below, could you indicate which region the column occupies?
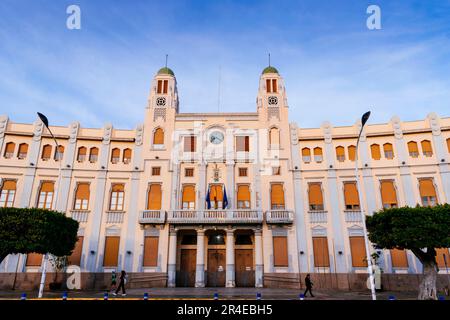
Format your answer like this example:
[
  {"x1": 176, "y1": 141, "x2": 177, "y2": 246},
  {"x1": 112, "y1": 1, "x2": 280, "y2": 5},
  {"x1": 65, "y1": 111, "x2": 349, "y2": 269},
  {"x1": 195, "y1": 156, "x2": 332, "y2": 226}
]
[
  {"x1": 198, "y1": 163, "x2": 207, "y2": 210},
  {"x1": 254, "y1": 228, "x2": 263, "y2": 288},
  {"x1": 226, "y1": 229, "x2": 235, "y2": 287},
  {"x1": 195, "y1": 229, "x2": 205, "y2": 287},
  {"x1": 226, "y1": 162, "x2": 235, "y2": 209},
  {"x1": 167, "y1": 228, "x2": 177, "y2": 288}
]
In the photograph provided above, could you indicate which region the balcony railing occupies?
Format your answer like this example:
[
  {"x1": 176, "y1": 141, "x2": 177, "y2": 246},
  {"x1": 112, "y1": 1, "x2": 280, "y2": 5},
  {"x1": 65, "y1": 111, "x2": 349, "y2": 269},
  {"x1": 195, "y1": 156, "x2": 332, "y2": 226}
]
[
  {"x1": 139, "y1": 210, "x2": 166, "y2": 224},
  {"x1": 167, "y1": 210, "x2": 263, "y2": 224},
  {"x1": 70, "y1": 210, "x2": 90, "y2": 223},
  {"x1": 106, "y1": 211, "x2": 125, "y2": 223},
  {"x1": 308, "y1": 210, "x2": 328, "y2": 223},
  {"x1": 265, "y1": 210, "x2": 294, "y2": 224},
  {"x1": 344, "y1": 210, "x2": 363, "y2": 223}
]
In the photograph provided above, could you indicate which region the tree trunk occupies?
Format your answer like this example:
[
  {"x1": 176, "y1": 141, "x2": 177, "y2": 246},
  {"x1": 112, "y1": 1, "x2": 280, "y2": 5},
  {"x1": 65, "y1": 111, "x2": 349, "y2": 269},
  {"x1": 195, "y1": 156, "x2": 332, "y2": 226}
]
[{"x1": 418, "y1": 260, "x2": 438, "y2": 300}]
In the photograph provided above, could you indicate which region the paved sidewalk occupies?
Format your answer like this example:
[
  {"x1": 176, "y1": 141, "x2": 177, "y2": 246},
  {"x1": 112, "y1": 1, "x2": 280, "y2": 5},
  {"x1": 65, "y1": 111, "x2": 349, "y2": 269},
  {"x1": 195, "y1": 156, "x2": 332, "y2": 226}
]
[{"x1": 1, "y1": 287, "x2": 446, "y2": 300}]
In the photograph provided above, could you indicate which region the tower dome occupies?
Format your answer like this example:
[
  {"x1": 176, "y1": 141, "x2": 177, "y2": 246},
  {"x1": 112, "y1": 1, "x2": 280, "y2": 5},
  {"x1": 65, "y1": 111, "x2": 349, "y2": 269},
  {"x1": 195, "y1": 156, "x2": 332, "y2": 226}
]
[
  {"x1": 262, "y1": 66, "x2": 279, "y2": 74},
  {"x1": 157, "y1": 67, "x2": 175, "y2": 76}
]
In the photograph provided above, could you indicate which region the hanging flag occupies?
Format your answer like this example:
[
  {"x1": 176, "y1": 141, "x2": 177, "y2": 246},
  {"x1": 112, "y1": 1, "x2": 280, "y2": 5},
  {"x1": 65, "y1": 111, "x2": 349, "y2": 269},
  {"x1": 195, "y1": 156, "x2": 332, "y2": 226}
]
[
  {"x1": 222, "y1": 186, "x2": 228, "y2": 209},
  {"x1": 206, "y1": 186, "x2": 211, "y2": 209}
]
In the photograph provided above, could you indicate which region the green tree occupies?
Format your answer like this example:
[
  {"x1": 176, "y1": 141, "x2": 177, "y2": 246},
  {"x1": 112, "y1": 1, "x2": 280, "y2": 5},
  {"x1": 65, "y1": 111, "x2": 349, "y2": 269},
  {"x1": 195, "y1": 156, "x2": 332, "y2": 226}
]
[
  {"x1": 0, "y1": 207, "x2": 79, "y2": 264},
  {"x1": 366, "y1": 205, "x2": 450, "y2": 300}
]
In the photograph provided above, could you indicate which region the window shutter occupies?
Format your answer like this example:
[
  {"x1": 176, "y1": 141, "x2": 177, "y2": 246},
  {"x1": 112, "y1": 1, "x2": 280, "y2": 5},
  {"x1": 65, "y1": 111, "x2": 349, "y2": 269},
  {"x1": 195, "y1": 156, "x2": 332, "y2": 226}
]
[
  {"x1": 41, "y1": 181, "x2": 54, "y2": 193},
  {"x1": 103, "y1": 236, "x2": 120, "y2": 267},
  {"x1": 408, "y1": 141, "x2": 418, "y2": 153},
  {"x1": 421, "y1": 140, "x2": 433, "y2": 155},
  {"x1": 18, "y1": 143, "x2": 28, "y2": 155},
  {"x1": 273, "y1": 236, "x2": 288, "y2": 267},
  {"x1": 436, "y1": 248, "x2": 450, "y2": 268},
  {"x1": 344, "y1": 182, "x2": 359, "y2": 206},
  {"x1": 154, "y1": 128, "x2": 164, "y2": 144},
  {"x1": 308, "y1": 183, "x2": 323, "y2": 207},
  {"x1": 185, "y1": 136, "x2": 196, "y2": 152},
  {"x1": 371, "y1": 144, "x2": 381, "y2": 160},
  {"x1": 68, "y1": 236, "x2": 84, "y2": 266},
  {"x1": 143, "y1": 236, "x2": 159, "y2": 267},
  {"x1": 112, "y1": 184, "x2": 124, "y2": 193},
  {"x1": 380, "y1": 181, "x2": 397, "y2": 206},
  {"x1": 447, "y1": 138, "x2": 450, "y2": 153},
  {"x1": 270, "y1": 184, "x2": 285, "y2": 207},
  {"x1": 237, "y1": 185, "x2": 250, "y2": 201},
  {"x1": 2, "y1": 180, "x2": 16, "y2": 190},
  {"x1": 123, "y1": 148, "x2": 132, "y2": 160},
  {"x1": 210, "y1": 185, "x2": 223, "y2": 201},
  {"x1": 336, "y1": 146, "x2": 345, "y2": 160},
  {"x1": 182, "y1": 185, "x2": 195, "y2": 203},
  {"x1": 419, "y1": 179, "x2": 436, "y2": 197},
  {"x1": 111, "y1": 148, "x2": 120, "y2": 160},
  {"x1": 313, "y1": 147, "x2": 322, "y2": 156},
  {"x1": 78, "y1": 147, "x2": 86, "y2": 156},
  {"x1": 147, "y1": 184, "x2": 162, "y2": 210},
  {"x1": 313, "y1": 237, "x2": 330, "y2": 267},
  {"x1": 349, "y1": 236, "x2": 367, "y2": 267},
  {"x1": 42, "y1": 145, "x2": 52, "y2": 159},
  {"x1": 26, "y1": 253, "x2": 43, "y2": 266},
  {"x1": 390, "y1": 249, "x2": 408, "y2": 268},
  {"x1": 75, "y1": 183, "x2": 90, "y2": 201},
  {"x1": 302, "y1": 148, "x2": 311, "y2": 156},
  {"x1": 5, "y1": 142, "x2": 15, "y2": 154},
  {"x1": 383, "y1": 143, "x2": 394, "y2": 158},
  {"x1": 348, "y1": 145, "x2": 356, "y2": 161},
  {"x1": 244, "y1": 136, "x2": 249, "y2": 151}
]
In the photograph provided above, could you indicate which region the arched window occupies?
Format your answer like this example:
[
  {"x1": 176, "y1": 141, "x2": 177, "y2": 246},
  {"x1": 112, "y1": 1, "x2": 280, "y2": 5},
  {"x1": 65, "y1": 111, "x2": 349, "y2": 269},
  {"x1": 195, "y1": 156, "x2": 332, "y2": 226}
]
[
  {"x1": 182, "y1": 185, "x2": 195, "y2": 209},
  {"x1": 4, "y1": 142, "x2": 15, "y2": 159},
  {"x1": 37, "y1": 181, "x2": 54, "y2": 209},
  {"x1": 111, "y1": 148, "x2": 120, "y2": 164},
  {"x1": 17, "y1": 143, "x2": 28, "y2": 159},
  {"x1": 407, "y1": 141, "x2": 419, "y2": 158},
  {"x1": 74, "y1": 183, "x2": 90, "y2": 210},
  {"x1": 237, "y1": 185, "x2": 251, "y2": 209},
  {"x1": 147, "y1": 184, "x2": 162, "y2": 210},
  {"x1": 41, "y1": 145, "x2": 52, "y2": 161},
  {"x1": 109, "y1": 184, "x2": 124, "y2": 211},
  {"x1": 54, "y1": 145, "x2": 64, "y2": 161},
  {"x1": 383, "y1": 143, "x2": 394, "y2": 159},
  {"x1": 421, "y1": 140, "x2": 433, "y2": 157},
  {"x1": 153, "y1": 128, "x2": 164, "y2": 147},
  {"x1": 270, "y1": 183, "x2": 285, "y2": 210},
  {"x1": 348, "y1": 145, "x2": 356, "y2": 162},
  {"x1": 336, "y1": 146, "x2": 345, "y2": 162},
  {"x1": 89, "y1": 147, "x2": 98, "y2": 163},
  {"x1": 269, "y1": 127, "x2": 280, "y2": 148},
  {"x1": 123, "y1": 148, "x2": 132, "y2": 164},
  {"x1": 0, "y1": 180, "x2": 16, "y2": 207},
  {"x1": 77, "y1": 147, "x2": 87, "y2": 162},
  {"x1": 301, "y1": 148, "x2": 311, "y2": 163},
  {"x1": 313, "y1": 147, "x2": 323, "y2": 162},
  {"x1": 370, "y1": 144, "x2": 381, "y2": 160},
  {"x1": 308, "y1": 183, "x2": 324, "y2": 211},
  {"x1": 380, "y1": 180, "x2": 398, "y2": 208}
]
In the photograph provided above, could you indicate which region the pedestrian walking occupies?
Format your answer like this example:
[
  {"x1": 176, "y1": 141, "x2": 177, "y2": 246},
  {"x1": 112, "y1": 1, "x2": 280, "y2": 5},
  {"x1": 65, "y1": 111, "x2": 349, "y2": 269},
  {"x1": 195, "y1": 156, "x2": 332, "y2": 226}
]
[
  {"x1": 113, "y1": 270, "x2": 127, "y2": 296},
  {"x1": 110, "y1": 271, "x2": 117, "y2": 292},
  {"x1": 304, "y1": 274, "x2": 314, "y2": 297}
]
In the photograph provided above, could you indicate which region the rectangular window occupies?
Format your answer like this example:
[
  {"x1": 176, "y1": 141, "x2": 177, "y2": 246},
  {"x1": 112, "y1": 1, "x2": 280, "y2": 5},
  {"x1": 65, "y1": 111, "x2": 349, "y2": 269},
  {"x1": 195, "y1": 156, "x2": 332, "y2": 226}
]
[
  {"x1": 152, "y1": 167, "x2": 161, "y2": 176},
  {"x1": 270, "y1": 184, "x2": 285, "y2": 210},
  {"x1": 147, "y1": 184, "x2": 162, "y2": 210},
  {"x1": 313, "y1": 237, "x2": 330, "y2": 267},
  {"x1": 103, "y1": 236, "x2": 120, "y2": 267},
  {"x1": 143, "y1": 236, "x2": 159, "y2": 267},
  {"x1": 163, "y1": 80, "x2": 168, "y2": 94},
  {"x1": 308, "y1": 183, "x2": 324, "y2": 211},
  {"x1": 390, "y1": 249, "x2": 408, "y2": 268},
  {"x1": 238, "y1": 168, "x2": 248, "y2": 177},
  {"x1": 37, "y1": 182, "x2": 54, "y2": 209},
  {"x1": 74, "y1": 183, "x2": 90, "y2": 210},
  {"x1": 237, "y1": 185, "x2": 251, "y2": 209},
  {"x1": 266, "y1": 79, "x2": 272, "y2": 93},
  {"x1": 272, "y1": 166, "x2": 281, "y2": 175},
  {"x1": 26, "y1": 253, "x2": 43, "y2": 267},
  {"x1": 349, "y1": 236, "x2": 367, "y2": 267},
  {"x1": 380, "y1": 180, "x2": 398, "y2": 208},
  {"x1": 67, "y1": 236, "x2": 84, "y2": 266},
  {"x1": 0, "y1": 180, "x2": 16, "y2": 208},
  {"x1": 157, "y1": 80, "x2": 162, "y2": 94},
  {"x1": 182, "y1": 185, "x2": 195, "y2": 209},
  {"x1": 344, "y1": 182, "x2": 360, "y2": 210},
  {"x1": 419, "y1": 179, "x2": 437, "y2": 207},
  {"x1": 273, "y1": 236, "x2": 288, "y2": 267},
  {"x1": 236, "y1": 136, "x2": 250, "y2": 152},
  {"x1": 272, "y1": 79, "x2": 277, "y2": 93},
  {"x1": 110, "y1": 184, "x2": 124, "y2": 211},
  {"x1": 185, "y1": 168, "x2": 194, "y2": 177},
  {"x1": 184, "y1": 136, "x2": 196, "y2": 152}
]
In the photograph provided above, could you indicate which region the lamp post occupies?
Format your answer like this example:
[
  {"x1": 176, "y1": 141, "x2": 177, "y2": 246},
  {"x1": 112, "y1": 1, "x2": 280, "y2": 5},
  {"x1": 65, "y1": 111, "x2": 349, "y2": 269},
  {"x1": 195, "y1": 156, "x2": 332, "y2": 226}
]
[
  {"x1": 354, "y1": 111, "x2": 377, "y2": 300},
  {"x1": 36, "y1": 112, "x2": 63, "y2": 299}
]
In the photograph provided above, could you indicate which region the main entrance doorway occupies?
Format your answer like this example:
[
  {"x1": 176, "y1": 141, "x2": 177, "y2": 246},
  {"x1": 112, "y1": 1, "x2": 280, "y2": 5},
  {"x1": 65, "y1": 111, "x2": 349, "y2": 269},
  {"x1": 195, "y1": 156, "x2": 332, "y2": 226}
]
[
  {"x1": 177, "y1": 249, "x2": 196, "y2": 287},
  {"x1": 207, "y1": 249, "x2": 226, "y2": 287},
  {"x1": 235, "y1": 249, "x2": 255, "y2": 287}
]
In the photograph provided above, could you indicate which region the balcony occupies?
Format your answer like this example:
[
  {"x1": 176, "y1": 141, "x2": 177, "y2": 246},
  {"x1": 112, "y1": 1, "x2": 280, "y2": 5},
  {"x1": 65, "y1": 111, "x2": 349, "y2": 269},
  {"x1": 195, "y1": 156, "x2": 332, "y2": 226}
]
[
  {"x1": 139, "y1": 210, "x2": 166, "y2": 224},
  {"x1": 167, "y1": 210, "x2": 263, "y2": 224},
  {"x1": 70, "y1": 210, "x2": 90, "y2": 223},
  {"x1": 265, "y1": 210, "x2": 294, "y2": 224},
  {"x1": 308, "y1": 210, "x2": 328, "y2": 223},
  {"x1": 106, "y1": 211, "x2": 125, "y2": 223},
  {"x1": 344, "y1": 210, "x2": 363, "y2": 223}
]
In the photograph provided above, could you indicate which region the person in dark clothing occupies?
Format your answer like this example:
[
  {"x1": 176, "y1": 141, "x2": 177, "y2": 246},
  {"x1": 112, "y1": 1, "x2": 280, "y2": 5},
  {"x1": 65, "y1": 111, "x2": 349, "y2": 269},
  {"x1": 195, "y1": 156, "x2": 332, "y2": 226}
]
[
  {"x1": 304, "y1": 274, "x2": 314, "y2": 297},
  {"x1": 113, "y1": 270, "x2": 127, "y2": 296}
]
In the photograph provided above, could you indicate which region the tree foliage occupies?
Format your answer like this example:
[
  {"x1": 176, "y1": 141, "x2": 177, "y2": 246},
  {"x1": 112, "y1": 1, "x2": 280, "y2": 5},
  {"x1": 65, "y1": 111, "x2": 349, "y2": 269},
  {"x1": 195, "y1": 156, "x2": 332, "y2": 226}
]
[{"x1": 0, "y1": 207, "x2": 79, "y2": 263}]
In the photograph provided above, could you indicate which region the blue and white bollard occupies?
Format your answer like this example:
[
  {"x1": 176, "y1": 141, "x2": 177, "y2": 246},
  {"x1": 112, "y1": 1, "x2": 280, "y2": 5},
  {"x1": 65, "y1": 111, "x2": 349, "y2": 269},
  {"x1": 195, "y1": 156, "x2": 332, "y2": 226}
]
[
  {"x1": 256, "y1": 292, "x2": 261, "y2": 300},
  {"x1": 144, "y1": 293, "x2": 149, "y2": 300},
  {"x1": 438, "y1": 295, "x2": 445, "y2": 301},
  {"x1": 20, "y1": 293, "x2": 27, "y2": 300},
  {"x1": 104, "y1": 292, "x2": 109, "y2": 300},
  {"x1": 388, "y1": 295, "x2": 396, "y2": 300},
  {"x1": 299, "y1": 294, "x2": 305, "y2": 300},
  {"x1": 62, "y1": 292, "x2": 68, "y2": 300},
  {"x1": 213, "y1": 293, "x2": 219, "y2": 300}
]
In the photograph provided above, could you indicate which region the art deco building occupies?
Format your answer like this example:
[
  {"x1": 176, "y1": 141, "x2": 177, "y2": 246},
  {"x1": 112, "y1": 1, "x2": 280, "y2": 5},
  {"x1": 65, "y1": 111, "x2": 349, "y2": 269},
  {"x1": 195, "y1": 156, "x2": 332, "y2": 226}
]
[{"x1": 0, "y1": 66, "x2": 449, "y2": 289}]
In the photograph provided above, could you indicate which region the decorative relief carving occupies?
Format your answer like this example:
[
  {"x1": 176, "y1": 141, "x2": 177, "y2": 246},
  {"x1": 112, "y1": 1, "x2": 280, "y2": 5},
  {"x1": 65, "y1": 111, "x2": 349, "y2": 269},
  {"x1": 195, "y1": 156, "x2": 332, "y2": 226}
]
[
  {"x1": 33, "y1": 119, "x2": 44, "y2": 141},
  {"x1": 390, "y1": 116, "x2": 403, "y2": 140},
  {"x1": 427, "y1": 112, "x2": 441, "y2": 136},
  {"x1": 69, "y1": 122, "x2": 80, "y2": 144},
  {"x1": 0, "y1": 115, "x2": 8, "y2": 139},
  {"x1": 267, "y1": 107, "x2": 279, "y2": 121},
  {"x1": 154, "y1": 108, "x2": 166, "y2": 121},
  {"x1": 135, "y1": 124, "x2": 144, "y2": 146},
  {"x1": 289, "y1": 123, "x2": 298, "y2": 145},
  {"x1": 322, "y1": 121, "x2": 332, "y2": 144},
  {"x1": 102, "y1": 123, "x2": 113, "y2": 145}
]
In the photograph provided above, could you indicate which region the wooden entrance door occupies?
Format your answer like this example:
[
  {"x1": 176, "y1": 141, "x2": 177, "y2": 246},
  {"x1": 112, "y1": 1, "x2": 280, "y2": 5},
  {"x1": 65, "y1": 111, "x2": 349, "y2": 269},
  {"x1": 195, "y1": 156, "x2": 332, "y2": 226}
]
[
  {"x1": 207, "y1": 249, "x2": 226, "y2": 287},
  {"x1": 235, "y1": 249, "x2": 255, "y2": 287},
  {"x1": 177, "y1": 249, "x2": 196, "y2": 287}
]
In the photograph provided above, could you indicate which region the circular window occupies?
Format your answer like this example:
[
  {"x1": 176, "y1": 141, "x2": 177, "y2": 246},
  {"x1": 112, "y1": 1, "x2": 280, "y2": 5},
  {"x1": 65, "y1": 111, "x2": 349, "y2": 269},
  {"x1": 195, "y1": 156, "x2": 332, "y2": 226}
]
[
  {"x1": 268, "y1": 96, "x2": 278, "y2": 105},
  {"x1": 156, "y1": 97, "x2": 166, "y2": 106}
]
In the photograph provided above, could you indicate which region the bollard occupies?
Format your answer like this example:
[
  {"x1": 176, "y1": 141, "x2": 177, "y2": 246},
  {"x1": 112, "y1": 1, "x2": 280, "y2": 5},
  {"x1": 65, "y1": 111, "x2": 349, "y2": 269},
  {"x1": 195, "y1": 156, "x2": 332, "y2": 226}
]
[
  {"x1": 299, "y1": 294, "x2": 305, "y2": 300},
  {"x1": 388, "y1": 295, "x2": 396, "y2": 300},
  {"x1": 104, "y1": 292, "x2": 109, "y2": 300},
  {"x1": 144, "y1": 293, "x2": 149, "y2": 300},
  {"x1": 20, "y1": 293, "x2": 27, "y2": 300},
  {"x1": 213, "y1": 293, "x2": 219, "y2": 300},
  {"x1": 438, "y1": 295, "x2": 445, "y2": 301},
  {"x1": 62, "y1": 292, "x2": 68, "y2": 300},
  {"x1": 256, "y1": 292, "x2": 261, "y2": 300}
]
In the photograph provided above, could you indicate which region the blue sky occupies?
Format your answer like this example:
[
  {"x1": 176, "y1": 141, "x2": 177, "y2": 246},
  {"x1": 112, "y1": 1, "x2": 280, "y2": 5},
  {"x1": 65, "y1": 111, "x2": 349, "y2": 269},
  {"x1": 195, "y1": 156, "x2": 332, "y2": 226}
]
[{"x1": 0, "y1": 0, "x2": 449, "y2": 129}]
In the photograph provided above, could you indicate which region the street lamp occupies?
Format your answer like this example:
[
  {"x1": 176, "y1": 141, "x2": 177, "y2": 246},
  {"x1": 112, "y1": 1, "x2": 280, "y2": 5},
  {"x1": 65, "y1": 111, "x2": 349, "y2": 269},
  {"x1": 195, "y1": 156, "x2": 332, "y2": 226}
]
[
  {"x1": 354, "y1": 111, "x2": 377, "y2": 300},
  {"x1": 36, "y1": 112, "x2": 63, "y2": 299}
]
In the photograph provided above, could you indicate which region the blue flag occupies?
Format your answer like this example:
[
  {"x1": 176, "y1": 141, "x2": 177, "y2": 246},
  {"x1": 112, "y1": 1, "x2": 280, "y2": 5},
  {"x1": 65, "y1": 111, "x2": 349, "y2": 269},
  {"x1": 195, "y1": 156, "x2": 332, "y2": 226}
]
[
  {"x1": 206, "y1": 186, "x2": 211, "y2": 209},
  {"x1": 222, "y1": 186, "x2": 228, "y2": 209}
]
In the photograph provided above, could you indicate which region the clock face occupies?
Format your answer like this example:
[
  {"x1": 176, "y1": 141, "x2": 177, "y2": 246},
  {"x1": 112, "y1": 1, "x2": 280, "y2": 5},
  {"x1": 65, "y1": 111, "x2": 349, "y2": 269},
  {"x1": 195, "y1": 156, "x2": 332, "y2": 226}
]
[{"x1": 210, "y1": 131, "x2": 224, "y2": 144}]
